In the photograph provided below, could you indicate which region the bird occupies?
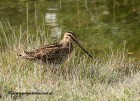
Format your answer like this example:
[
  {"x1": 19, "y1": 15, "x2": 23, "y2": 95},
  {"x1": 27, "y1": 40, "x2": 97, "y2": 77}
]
[{"x1": 18, "y1": 31, "x2": 93, "y2": 65}]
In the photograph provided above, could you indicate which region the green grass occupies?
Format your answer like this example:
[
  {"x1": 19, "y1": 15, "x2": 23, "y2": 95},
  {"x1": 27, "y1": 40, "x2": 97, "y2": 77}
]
[{"x1": 0, "y1": 22, "x2": 140, "y2": 101}]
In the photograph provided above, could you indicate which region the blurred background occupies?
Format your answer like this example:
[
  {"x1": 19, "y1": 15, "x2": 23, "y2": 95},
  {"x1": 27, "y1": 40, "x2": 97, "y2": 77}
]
[{"x1": 0, "y1": 0, "x2": 140, "y2": 57}]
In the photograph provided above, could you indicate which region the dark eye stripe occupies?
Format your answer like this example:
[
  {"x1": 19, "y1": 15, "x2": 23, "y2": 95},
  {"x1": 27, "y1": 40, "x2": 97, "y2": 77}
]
[{"x1": 67, "y1": 31, "x2": 76, "y2": 36}]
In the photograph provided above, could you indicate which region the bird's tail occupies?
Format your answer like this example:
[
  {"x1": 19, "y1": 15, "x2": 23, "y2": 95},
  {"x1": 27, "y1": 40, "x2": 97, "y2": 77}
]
[{"x1": 18, "y1": 51, "x2": 35, "y2": 60}]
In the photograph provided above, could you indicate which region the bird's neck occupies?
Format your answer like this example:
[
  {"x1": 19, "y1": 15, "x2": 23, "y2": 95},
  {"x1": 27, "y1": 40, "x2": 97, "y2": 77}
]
[{"x1": 59, "y1": 38, "x2": 72, "y2": 47}]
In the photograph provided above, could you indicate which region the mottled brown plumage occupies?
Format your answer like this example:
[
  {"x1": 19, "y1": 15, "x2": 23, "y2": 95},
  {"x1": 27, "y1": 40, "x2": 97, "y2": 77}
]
[{"x1": 18, "y1": 32, "x2": 92, "y2": 65}]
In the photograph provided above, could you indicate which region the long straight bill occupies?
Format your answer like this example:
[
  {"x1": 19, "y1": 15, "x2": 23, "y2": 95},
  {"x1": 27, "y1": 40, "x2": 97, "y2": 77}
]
[{"x1": 71, "y1": 37, "x2": 93, "y2": 58}]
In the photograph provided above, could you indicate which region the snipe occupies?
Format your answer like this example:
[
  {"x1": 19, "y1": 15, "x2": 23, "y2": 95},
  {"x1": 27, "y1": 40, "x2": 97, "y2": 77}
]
[{"x1": 18, "y1": 32, "x2": 93, "y2": 64}]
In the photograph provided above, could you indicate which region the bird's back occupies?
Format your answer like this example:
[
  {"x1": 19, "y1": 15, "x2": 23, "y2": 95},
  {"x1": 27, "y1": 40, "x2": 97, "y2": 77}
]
[{"x1": 19, "y1": 42, "x2": 73, "y2": 64}]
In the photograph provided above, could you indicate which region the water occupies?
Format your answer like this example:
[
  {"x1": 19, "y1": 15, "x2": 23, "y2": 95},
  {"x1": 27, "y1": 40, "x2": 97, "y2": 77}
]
[
  {"x1": 0, "y1": 0, "x2": 140, "y2": 57},
  {"x1": 45, "y1": 5, "x2": 61, "y2": 38}
]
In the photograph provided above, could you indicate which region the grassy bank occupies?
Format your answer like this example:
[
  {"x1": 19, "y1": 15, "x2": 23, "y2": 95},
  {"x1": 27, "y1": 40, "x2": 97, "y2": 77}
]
[{"x1": 0, "y1": 22, "x2": 140, "y2": 101}]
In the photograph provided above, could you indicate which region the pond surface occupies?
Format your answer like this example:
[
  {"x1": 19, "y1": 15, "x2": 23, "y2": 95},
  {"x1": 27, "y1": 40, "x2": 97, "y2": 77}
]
[{"x1": 0, "y1": 0, "x2": 140, "y2": 57}]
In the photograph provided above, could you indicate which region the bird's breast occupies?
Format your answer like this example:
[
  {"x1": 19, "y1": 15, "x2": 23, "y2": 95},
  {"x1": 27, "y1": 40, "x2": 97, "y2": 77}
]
[{"x1": 46, "y1": 46, "x2": 73, "y2": 64}]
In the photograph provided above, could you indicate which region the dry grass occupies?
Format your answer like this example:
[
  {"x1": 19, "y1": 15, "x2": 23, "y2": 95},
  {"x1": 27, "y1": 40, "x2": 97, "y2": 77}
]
[{"x1": 0, "y1": 22, "x2": 140, "y2": 101}]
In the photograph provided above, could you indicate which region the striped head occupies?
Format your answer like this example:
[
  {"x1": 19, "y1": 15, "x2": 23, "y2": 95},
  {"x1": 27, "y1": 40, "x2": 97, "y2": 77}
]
[
  {"x1": 63, "y1": 31, "x2": 76, "y2": 42},
  {"x1": 63, "y1": 31, "x2": 93, "y2": 58}
]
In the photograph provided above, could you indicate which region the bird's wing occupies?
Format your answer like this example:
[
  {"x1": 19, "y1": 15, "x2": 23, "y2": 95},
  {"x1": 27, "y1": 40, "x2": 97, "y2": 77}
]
[
  {"x1": 35, "y1": 43, "x2": 62, "y2": 59},
  {"x1": 20, "y1": 43, "x2": 62, "y2": 60}
]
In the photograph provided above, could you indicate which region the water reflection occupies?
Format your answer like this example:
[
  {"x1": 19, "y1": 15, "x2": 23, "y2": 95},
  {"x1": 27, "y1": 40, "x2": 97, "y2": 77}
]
[
  {"x1": 45, "y1": 13, "x2": 57, "y2": 26},
  {"x1": 45, "y1": 5, "x2": 61, "y2": 38}
]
